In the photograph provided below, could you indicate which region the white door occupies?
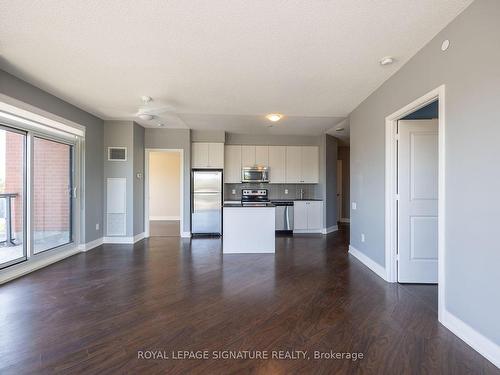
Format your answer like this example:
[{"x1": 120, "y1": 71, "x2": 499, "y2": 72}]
[
  {"x1": 268, "y1": 146, "x2": 286, "y2": 183},
  {"x1": 285, "y1": 146, "x2": 302, "y2": 183},
  {"x1": 337, "y1": 160, "x2": 342, "y2": 222},
  {"x1": 301, "y1": 146, "x2": 319, "y2": 183},
  {"x1": 398, "y1": 119, "x2": 438, "y2": 283},
  {"x1": 224, "y1": 145, "x2": 241, "y2": 183}
]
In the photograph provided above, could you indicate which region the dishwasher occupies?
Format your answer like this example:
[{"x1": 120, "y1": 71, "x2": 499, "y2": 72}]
[{"x1": 273, "y1": 201, "x2": 294, "y2": 232}]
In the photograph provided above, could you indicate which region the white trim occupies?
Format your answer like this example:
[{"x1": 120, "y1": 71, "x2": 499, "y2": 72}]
[
  {"x1": 339, "y1": 218, "x2": 350, "y2": 223},
  {"x1": 78, "y1": 237, "x2": 104, "y2": 252},
  {"x1": 0, "y1": 94, "x2": 85, "y2": 137},
  {"x1": 442, "y1": 310, "x2": 500, "y2": 369},
  {"x1": 349, "y1": 245, "x2": 387, "y2": 281},
  {"x1": 293, "y1": 229, "x2": 323, "y2": 234},
  {"x1": 102, "y1": 233, "x2": 145, "y2": 244},
  {"x1": 321, "y1": 225, "x2": 339, "y2": 234},
  {"x1": 144, "y1": 148, "x2": 184, "y2": 238},
  {"x1": 149, "y1": 216, "x2": 180, "y2": 221},
  {"x1": 103, "y1": 236, "x2": 134, "y2": 244},
  {"x1": 0, "y1": 246, "x2": 81, "y2": 285},
  {"x1": 133, "y1": 232, "x2": 145, "y2": 243},
  {"x1": 384, "y1": 85, "x2": 445, "y2": 323}
]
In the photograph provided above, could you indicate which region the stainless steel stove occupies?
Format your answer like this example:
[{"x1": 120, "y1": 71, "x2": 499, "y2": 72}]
[{"x1": 241, "y1": 189, "x2": 269, "y2": 205}]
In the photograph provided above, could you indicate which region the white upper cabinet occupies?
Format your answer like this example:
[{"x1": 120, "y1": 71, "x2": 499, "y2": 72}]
[
  {"x1": 192, "y1": 142, "x2": 224, "y2": 169},
  {"x1": 255, "y1": 146, "x2": 269, "y2": 166},
  {"x1": 285, "y1": 146, "x2": 302, "y2": 183},
  {"x1": 208, "y1": 143, "x2": 224, "y2": 168},
  {"x1": 224, "y1": 145, "x2": 242, "y2": 183},
  {"x1": 268, "y1": 146, "x2": 286, "y2": 183},
  {"x1": 241, "y1": 146, "x2": 256, "y2": 167},
  {"x1": 301, "y1": 146, "x2": 319, "y2": 183},
  {"x1": 285, "y1": 146, "x2": 319, "y2": 183}
]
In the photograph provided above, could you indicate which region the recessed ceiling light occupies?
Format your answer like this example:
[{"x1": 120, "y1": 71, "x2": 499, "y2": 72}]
[
  {"x1": 266, "y1": 113, "x2": 283, "y2": 122},
  {"x1": 441, "y1": 39, "x2": 450, "y2": 51},
  {"x1": 379, "y1": 56, "x2": 394, "y2": 66}
]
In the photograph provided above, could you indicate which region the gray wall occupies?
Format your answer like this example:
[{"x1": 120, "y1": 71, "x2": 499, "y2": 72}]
[
  {"x1": 133, "y1": 123, "x2": 145, "y2": 236},
  {"x1": 349, "y1": 0, "x2": 500, "y2": 344},
  {"x1": 324, "y1": 135, "x2": 338, "y2": 228},
  {"x1": 0, "y1": 69, "x2": 104, "y2": 243},
  {"x1": 144, "y1": 128, "x2": 191, "y2": 233},
  {"x1": 191, "y1": 129, "x2": 225, "y2": 142},
  {"x1": 103, "y1": 121, "x2": 135, "y2": 236},
  {"x1": 338, "y1": 146, "x2": 350, "y2": 219}
]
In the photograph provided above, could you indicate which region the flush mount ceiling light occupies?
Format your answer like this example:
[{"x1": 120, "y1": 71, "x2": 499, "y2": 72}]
[
  {"x1": 266, "y1": 113, "x2": 283, "y2": 122},
  {"x1": 441, "y1": 39, "x2": 450, "y2": 51},
  {"x1": 379, "y1": 56, "x2": 394, "y2": 66},
  {"x1": 335, "y1": 127, "x2": 345, "y2": 132},
  {"x1": 137, "y1": 113, "x2": 154, "y2": 121}
]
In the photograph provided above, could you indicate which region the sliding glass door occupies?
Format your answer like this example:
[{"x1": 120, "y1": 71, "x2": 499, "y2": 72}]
[
  {"x1": 0, "y1": 126, "x2": 26, "y2": 268},
  {"x1": 33, "y1": 137, "x2": 73, "y2": 253}
]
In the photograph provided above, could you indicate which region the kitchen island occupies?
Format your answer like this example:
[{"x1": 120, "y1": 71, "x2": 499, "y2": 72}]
[{"x1": 222, "y1": 203, "x2": 275, "y2": 253}]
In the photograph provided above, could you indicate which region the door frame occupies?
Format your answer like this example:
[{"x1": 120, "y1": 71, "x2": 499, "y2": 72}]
[
  {"x1": 385, "y1": 85, "x2": 445, "y2": 322},
  {"x1": 144, "y1": 149, "x2": 184, "y2": 237},
  {"x1": 337, "y1": 159, "x2": 342, "y2": 222}
]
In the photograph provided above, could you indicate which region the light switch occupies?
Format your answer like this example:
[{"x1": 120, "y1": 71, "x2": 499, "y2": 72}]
[
  {"x1": 96, "y1": 223, "x2": 100, "y2": 231},
  {"x1": 361, "y1": 233, "x2": 365, "y2": 242},
  {"x1": 352, "y1": 202, "x2": 357, "y2": 210}
]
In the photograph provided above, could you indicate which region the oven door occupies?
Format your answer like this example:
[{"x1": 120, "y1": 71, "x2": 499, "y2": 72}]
[{"x1": 241, "y1": 168, "x2": 269, "y2": 183}]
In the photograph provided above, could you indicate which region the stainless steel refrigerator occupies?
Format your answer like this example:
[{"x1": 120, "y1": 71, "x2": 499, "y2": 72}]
[{"x1": 191, "y1": 170, "x2": 223, "y2": 235}]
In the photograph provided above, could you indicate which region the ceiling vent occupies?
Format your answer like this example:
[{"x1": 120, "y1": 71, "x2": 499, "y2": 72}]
[{"x1": 108, "y1": 147, "x2": 127, "y2": 161}]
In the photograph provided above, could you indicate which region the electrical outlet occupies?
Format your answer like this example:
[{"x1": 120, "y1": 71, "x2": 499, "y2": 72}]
[
  {"x1": 284, "y1": 189, "x2": 288, "y2": 195},
  {"x1": 361, "y1": 233, "x2": 365, "y2": 242},
  {"x1": 352, "y1": 202, "x2": 357, "y2": 210},
  {"x1": 96, "y1": 223, "x2": 100, "y2": 231},
  {"x1": 231, "y1": 189, "x2": 236, "y2": 195}
]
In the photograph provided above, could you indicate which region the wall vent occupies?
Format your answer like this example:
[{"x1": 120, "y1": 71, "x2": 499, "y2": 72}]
[{"x1": 108, "y1": 147, "x2": 127, "y2": 161}]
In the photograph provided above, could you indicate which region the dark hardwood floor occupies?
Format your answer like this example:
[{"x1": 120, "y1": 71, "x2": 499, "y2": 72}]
[{"x1": 0, "y1": 226, "x2": 497, "y2": 374}]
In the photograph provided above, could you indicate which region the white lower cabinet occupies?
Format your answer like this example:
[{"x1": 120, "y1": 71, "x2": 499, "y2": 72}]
[{"x1": 293, "y1": 200, "x2": 323, "y2": 232}]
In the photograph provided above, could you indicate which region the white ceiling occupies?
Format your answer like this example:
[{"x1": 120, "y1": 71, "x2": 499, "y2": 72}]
[{"x1": 0, "y1": 0, "x2": 472, "y2": 138}]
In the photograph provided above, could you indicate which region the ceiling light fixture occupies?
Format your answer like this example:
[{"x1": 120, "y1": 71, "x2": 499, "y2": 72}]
[
  {"x1": 158, "y1": 123, "x2": 165, "y2": 127},
  {"x1": 138, "y1": 113, "x2": 154, "y2": 121},
  {"x1": 266, "y1": 113, "x2": 283, "y2": 122},
  {"x1": 335, "y1": 127, "x2": 345, "y2": 132},
  {"x1": 379, "y1": 56, "x2": 394, "y2": 66}
]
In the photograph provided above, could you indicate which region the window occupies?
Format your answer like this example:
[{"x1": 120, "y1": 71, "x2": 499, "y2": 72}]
[
  {"x1": 0, "y1": 126, "x2": 26, "y2": 268},
  {"x1": 33, "y1": 137, "x2": 73, "y2": 253}
]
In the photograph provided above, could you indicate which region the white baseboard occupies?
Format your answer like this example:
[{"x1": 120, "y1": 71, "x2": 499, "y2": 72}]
[
  {"x1": 441, "y1": 310, "x2": 500, "y2": 368},
  {"x1": 321, "y1": 225, "x2": 339, "y2": 234},
  {"x1": 149, "y1": 216, "x2": 180, "y2": 221},
  {"x1": 79, "y1": 237, "x2": 104, "y2": 252},
  {"x1": 348, "y1": 245, "x2": 387, "y2": 281},
  {"x1": 0, "y1": 246, "x2": 81, "y2": 285},
  {"x1": 103, "y1": 232, "x2": 145, "y2": 244},
  {"x1": 181, "y1": 231, "x2": 192, "y2": 238},
  {"x1": 134, "y1": 232, "x2": 145, "y2": 243},
  {"x1": 293, "y1": 229, "x2": 323, "y2": 234},
  {"x1": 340, "y1": 218, "x2": 350, "y2": 223}
]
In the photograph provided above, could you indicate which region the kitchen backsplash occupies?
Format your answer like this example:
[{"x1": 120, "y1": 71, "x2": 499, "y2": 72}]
[{"x1": 224, "y1": 183, "x2": 321, "y2": 201}]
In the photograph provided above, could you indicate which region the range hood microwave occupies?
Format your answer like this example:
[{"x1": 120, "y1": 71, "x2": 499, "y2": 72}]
[{"x1": 241, "y1": 166, "x2": 269, "y2": 183}]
